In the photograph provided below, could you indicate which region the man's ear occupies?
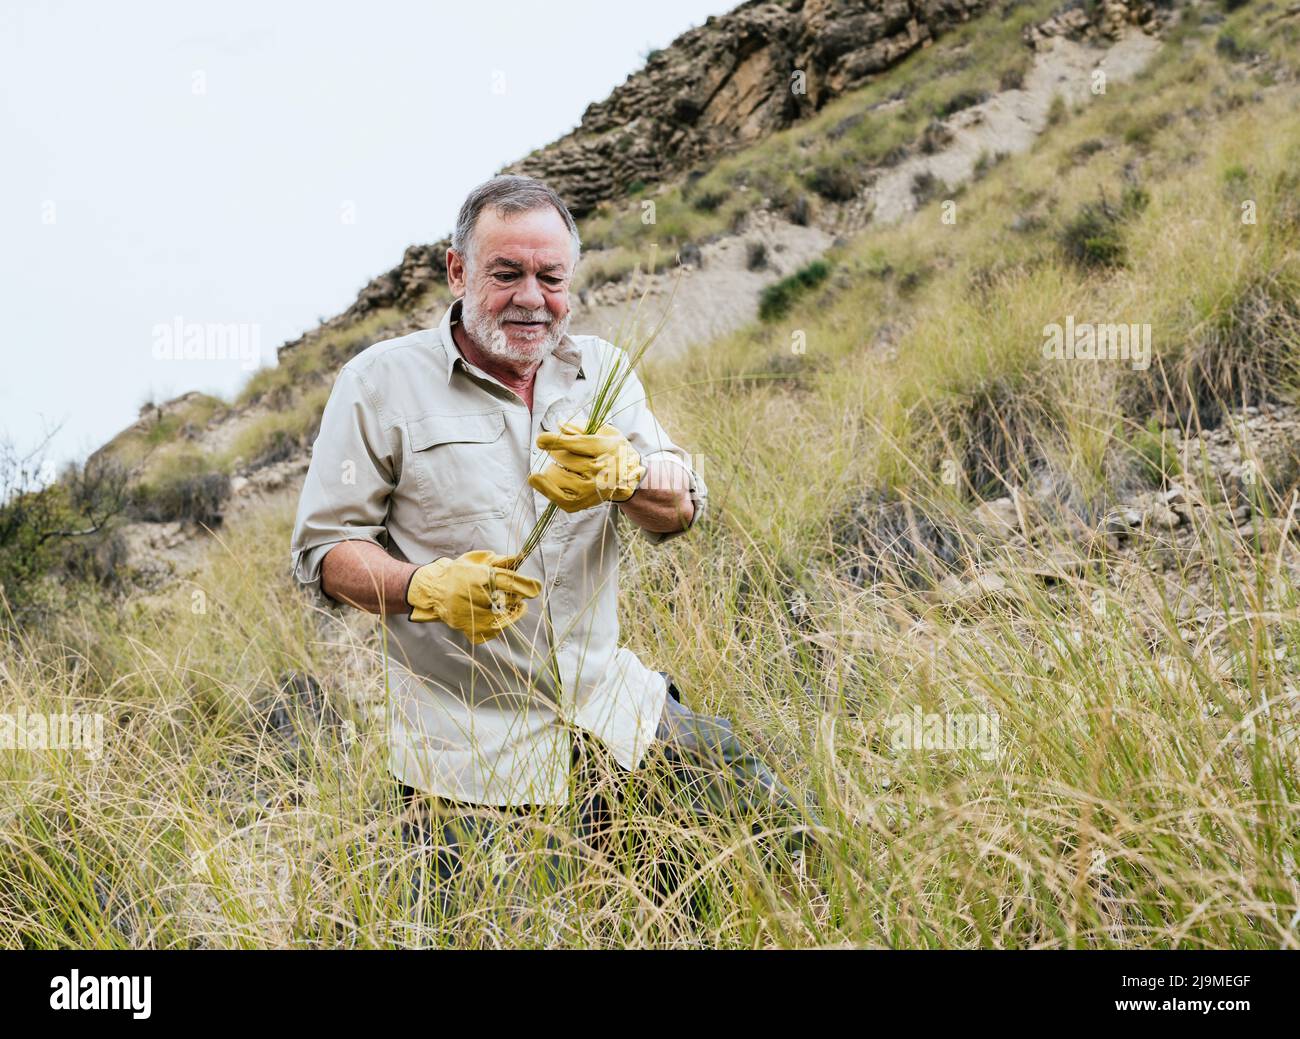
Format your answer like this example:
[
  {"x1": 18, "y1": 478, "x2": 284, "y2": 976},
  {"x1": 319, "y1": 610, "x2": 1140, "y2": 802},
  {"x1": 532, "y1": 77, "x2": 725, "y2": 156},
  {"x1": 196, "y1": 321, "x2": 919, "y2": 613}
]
[{"x1": 446, "y1": 247, "x2": 467, "y2": 297}]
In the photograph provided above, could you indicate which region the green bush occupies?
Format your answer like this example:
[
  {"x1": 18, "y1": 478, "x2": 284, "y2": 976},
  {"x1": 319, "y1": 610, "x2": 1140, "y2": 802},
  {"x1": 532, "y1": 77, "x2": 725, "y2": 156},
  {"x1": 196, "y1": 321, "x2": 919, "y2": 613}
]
[
  {"x1": 1221, "y1": 162, "x2": 1248, "y2": 187},
  {"x1": 690, "y1": 190, "x2": 728, "y2": 213},
  {"x1": 1215, "y1": 29, "x2": 1259, "y2": 64},
  {"x1": 934, "y1": 88, "x2": 989, "y2": 118},
  {"x1": 1059, "y1": 186, "x2": 1149, "y2": 270},
  {"x1": 806, "y1": 163, "x2": 864, "y2": 202},
  {"x1": 758, "y1": 260, "x2": 832, "y2": 322},
  {"x1": 0, "y1": 449, "x2": 130, "y2": 622}
]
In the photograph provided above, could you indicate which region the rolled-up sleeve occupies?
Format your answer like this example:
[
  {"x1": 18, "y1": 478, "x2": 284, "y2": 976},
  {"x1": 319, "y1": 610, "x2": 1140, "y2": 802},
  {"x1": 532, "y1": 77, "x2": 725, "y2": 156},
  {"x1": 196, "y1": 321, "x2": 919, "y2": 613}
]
[
  {"x1": 607, "y1": 354, "x2": 707, "y2": 546},
  {"x1": 290, "y1": 365, "x2": 399, "y2": 605}
]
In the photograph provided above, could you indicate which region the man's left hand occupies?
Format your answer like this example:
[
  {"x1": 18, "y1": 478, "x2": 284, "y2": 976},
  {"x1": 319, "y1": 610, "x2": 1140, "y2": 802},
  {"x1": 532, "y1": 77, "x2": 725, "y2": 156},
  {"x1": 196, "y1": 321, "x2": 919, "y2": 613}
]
[{"x1": 528, "y1": 421, "x2": 645, "y2": 513}]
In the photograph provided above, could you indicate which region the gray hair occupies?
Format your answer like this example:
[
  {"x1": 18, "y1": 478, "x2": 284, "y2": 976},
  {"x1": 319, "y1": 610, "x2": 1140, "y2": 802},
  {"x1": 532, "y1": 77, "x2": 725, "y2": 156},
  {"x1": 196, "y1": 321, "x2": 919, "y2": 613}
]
[{"x1": 451, "y1": 174, "x2": 581, "y2": 272}]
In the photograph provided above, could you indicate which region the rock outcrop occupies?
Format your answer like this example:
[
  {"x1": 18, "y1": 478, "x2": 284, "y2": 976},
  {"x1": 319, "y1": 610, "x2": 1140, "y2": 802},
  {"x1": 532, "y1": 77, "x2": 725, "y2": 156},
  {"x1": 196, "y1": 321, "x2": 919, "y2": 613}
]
[
  {"x1": 1024, "y1": 0, "x2": 1163, "y2": 47},
  {"x1": 504, "y1": 0, "x2": 995, "y2": 218}
]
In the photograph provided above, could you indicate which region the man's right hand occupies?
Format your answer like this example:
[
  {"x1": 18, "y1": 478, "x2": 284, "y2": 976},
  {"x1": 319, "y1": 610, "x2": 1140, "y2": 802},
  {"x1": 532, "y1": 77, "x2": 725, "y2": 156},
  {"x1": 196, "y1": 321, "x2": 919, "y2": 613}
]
[{"x1": 405, "y1": 550, "x2": 542, "y2": 644}]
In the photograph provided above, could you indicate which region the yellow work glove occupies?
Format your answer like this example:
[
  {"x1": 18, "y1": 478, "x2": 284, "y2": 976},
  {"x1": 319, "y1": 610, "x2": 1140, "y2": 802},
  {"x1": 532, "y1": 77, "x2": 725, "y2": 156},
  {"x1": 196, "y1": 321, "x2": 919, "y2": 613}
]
[
  {"x1": 405, "y1": 550, "x2": 542, "y2": 644},
  {"x1": 528, "y1": 421, "x2": 646, "y2": 514}
]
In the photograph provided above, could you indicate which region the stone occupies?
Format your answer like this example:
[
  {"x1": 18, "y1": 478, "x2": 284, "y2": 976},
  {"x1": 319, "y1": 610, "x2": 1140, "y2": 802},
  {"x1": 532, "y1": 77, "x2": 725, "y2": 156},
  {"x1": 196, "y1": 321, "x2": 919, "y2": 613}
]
[
  {"x1": 1149, "y1": 505, "x2": 1181, "y2": 530},
  {"x1": 1025, "y1": 548, "x2": 1088, "y2": 582},
  {"x1": 972, "y1": 496, "x2": 1020, "y2": 537}
]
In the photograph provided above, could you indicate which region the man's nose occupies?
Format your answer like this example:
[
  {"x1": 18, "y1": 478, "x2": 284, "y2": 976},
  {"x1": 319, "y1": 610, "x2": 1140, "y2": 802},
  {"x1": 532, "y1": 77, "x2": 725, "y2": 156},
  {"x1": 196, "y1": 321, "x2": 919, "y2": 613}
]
[{"x1": 512, "y1": 275, "x2": 545, "y2": 310}]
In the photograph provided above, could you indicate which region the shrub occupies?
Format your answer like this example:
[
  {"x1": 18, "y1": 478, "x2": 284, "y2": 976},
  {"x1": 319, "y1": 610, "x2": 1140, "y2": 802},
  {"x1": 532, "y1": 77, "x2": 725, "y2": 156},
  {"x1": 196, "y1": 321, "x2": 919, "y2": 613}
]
[
  {"x1": 911, "y1": 170, "x2": 950, "y2": 206},
  {"x1": 691, "y1": 189, "x2": 728, "y2": 213},
  {"x1": 1221, "y1": 163, "x2": 1248, "y2": 187},
  {"x1": 1215, "y1": 29, "x2": 1258, "y2": 63},
  {"x1": 758, "y1": 259, "x2": 832, "y2": 321},
  {"x1": 0, "y1": 445, "x2": 130, "y2": 620},
  {"x1": 131, "y1": 451, "x2": 230, "y2": 526},
  {"x1": 827, "y1": 112, "x2": 864, "y2": 140},
  {"x1": 935, "y1": 89, "x2": 989, "y2": 118},
  {"x1": 1120, "y1": 113, "x2": 1167, "y2": 149},
  {"x1": 920, "y1": 120, "x2": 954, "y2": 155},
  {"x1": 1071, "y1": 139, "x2": 1107, "y2": 165},
  {"x1": 806, "y1": 163, "x2": 863, "y2": 202},
  {"x1": 1058, "y1": 186, "x2": 1149, "y2": 270}
]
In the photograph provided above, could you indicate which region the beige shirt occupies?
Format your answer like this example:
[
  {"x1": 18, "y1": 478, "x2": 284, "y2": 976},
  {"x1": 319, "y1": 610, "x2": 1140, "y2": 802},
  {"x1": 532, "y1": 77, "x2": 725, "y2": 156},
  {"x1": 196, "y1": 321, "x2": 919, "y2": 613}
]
[{"x1": 289, "y1": 299, "x2": 707, "y2": 805}]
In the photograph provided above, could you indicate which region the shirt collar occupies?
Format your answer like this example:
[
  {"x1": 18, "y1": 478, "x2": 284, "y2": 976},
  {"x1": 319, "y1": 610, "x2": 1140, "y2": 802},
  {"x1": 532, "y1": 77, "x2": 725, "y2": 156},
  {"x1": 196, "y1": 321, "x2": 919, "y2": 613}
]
[{"x1": 436, "y1": 297, "x2": 585, "y2": 385}]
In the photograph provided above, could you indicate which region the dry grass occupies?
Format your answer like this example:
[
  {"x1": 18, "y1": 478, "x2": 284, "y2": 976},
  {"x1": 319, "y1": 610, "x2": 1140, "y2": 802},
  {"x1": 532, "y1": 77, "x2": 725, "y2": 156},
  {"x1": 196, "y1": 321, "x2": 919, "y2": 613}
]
[{"x1": 2, "y1": 1, "x2": 1299, "y2": 948}]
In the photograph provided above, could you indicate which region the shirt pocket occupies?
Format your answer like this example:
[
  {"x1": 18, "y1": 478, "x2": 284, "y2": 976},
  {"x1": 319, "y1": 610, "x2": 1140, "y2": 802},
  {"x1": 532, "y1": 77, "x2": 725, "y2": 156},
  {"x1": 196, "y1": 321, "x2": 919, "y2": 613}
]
[{"x1": 405, "y1": 409, "x2": 511, "y2": 526}]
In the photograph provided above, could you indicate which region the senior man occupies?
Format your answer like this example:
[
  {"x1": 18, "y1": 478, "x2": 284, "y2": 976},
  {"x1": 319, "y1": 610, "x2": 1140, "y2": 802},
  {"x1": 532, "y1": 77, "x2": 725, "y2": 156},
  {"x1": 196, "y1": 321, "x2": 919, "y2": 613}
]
[{"x1": 290, "y1": 175, "x2": 817, "y2": 915}]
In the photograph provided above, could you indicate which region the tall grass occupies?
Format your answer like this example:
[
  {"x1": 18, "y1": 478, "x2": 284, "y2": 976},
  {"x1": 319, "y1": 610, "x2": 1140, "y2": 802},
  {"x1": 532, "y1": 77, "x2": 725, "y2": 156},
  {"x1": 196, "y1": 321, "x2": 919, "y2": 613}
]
[{"x1": 2, "y1": 1, "x2": 1299, "y2": 947}]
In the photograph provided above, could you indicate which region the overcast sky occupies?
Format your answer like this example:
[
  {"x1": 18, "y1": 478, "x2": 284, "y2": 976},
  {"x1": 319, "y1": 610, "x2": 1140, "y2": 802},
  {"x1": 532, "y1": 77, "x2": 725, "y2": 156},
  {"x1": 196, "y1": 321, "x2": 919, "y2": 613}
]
[{"x1": 0, "y1": 0, "x2": 734, "y2": 468}]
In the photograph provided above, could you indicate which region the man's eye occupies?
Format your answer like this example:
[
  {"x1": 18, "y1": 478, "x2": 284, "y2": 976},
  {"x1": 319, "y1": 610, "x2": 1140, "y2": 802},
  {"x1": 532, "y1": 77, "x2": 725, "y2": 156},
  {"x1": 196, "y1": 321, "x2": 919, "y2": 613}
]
[{"x1": 493, "y1": 272, "x2": 517, "y2": 282}]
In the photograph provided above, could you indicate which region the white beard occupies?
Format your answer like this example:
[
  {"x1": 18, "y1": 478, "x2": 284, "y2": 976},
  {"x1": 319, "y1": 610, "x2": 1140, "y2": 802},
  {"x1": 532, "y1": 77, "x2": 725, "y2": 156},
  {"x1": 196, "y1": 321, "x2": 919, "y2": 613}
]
[{"x1": 460, "y1": 291, "x2": 569, "y2": 368}]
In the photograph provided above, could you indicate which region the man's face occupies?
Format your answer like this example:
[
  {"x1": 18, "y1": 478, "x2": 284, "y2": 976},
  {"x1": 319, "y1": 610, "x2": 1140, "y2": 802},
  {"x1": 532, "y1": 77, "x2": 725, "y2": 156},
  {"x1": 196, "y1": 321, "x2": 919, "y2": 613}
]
[{"x1": 448, "y1": 206, "x2": 575, "y2": 369}]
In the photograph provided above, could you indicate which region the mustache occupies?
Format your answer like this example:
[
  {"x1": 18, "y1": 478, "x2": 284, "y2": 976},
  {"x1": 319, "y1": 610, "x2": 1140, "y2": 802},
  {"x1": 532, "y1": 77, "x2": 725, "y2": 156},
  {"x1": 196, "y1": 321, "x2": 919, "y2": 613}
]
[{"x1": 495, "y1": 306, "x2": 553, "y2": 325}]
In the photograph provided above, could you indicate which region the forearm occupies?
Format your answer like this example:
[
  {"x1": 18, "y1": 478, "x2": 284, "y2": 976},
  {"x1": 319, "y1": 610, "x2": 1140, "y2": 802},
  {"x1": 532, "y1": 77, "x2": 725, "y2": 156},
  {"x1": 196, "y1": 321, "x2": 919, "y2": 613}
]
[
  {"x1": 616, "y1": 458, "x2": 695, "y2": 534},
  {"x1": 320, "y1": 540, "x2": 418, "y2": 616}
]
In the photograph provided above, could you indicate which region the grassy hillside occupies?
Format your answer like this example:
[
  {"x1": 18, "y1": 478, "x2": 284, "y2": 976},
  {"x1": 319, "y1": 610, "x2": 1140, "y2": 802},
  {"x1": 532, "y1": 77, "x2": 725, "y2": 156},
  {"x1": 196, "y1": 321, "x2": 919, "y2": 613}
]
[{"x1": 4, "y1": 0, "x2": 1300, "y2": 947}]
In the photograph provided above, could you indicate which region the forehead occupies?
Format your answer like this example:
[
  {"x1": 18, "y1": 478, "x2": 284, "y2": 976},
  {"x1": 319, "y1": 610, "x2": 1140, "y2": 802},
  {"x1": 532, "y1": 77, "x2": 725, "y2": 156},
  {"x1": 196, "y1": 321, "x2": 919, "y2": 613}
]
[{"x1": 473, "y1": 206, "x2": 573, "y2": 269}]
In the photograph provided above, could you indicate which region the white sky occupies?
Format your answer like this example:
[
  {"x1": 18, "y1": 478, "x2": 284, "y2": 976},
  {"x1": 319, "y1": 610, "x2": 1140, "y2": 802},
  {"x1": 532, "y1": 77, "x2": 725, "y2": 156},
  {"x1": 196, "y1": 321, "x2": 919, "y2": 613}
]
[{"x1": 0, "y1": 0, "x2": 735, "y2": 467}]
